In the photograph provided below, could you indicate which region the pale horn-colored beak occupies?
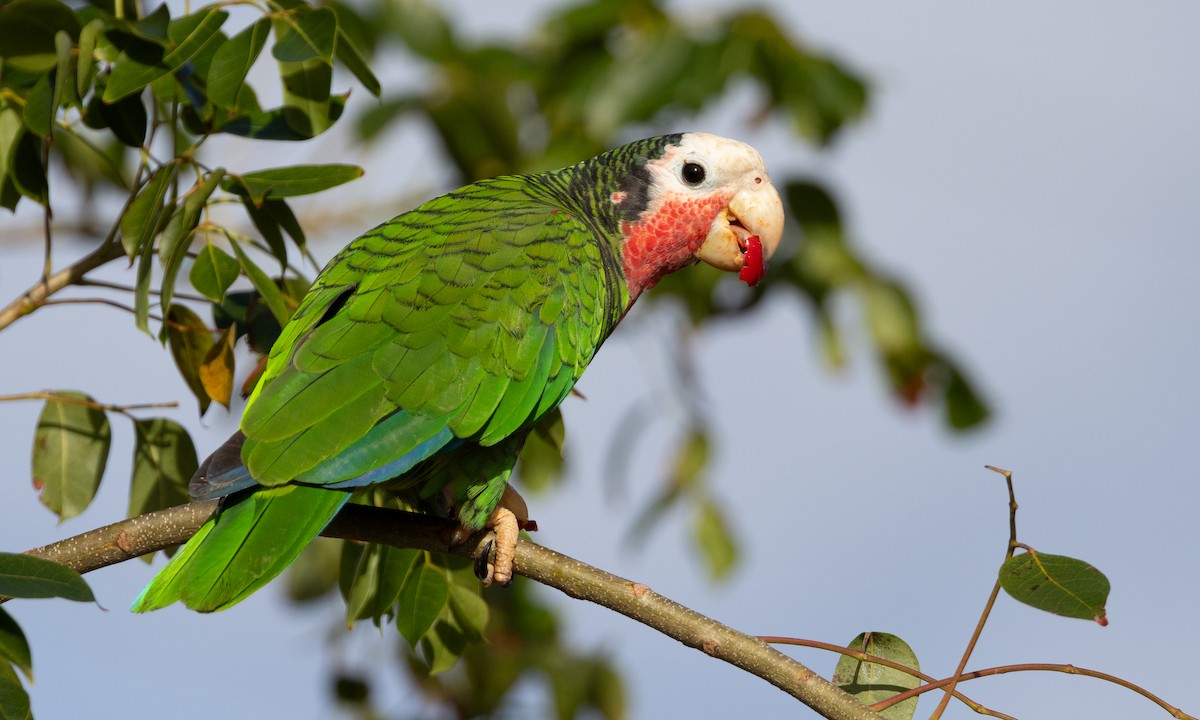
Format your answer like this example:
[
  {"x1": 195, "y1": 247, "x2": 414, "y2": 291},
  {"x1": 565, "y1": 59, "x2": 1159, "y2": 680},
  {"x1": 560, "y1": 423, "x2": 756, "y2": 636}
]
[{"x1": 695, "y1": 180, "x2": 784, "y2": 285}]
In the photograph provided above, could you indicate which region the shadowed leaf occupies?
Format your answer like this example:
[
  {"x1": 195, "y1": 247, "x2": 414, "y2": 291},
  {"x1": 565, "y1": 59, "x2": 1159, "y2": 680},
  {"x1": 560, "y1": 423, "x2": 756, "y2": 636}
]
[
  {"x1": 120, "y1": 163, "x2": 178, "y2": 258},
  {"x1": 208, "y1": 18, "x2": 270, "y2": 108},
  {"x1": 0, "y1": 609, "x2": 31, "y2": 682},
  {"x1": 832, "y1": 632, "x2": 920, "y2": 720},
  {"x1": 165, "y1": 304, "x2": 215, "y2": 414},
  {"x1": 396, "y1": 553, "x2": 450, "y2": 647},
  {"x1": 128, "y1": 417, "x2": 197, "y2": 518},
  {"x1": 0, "y1": 660, "x2": 30, "y2": 720}
]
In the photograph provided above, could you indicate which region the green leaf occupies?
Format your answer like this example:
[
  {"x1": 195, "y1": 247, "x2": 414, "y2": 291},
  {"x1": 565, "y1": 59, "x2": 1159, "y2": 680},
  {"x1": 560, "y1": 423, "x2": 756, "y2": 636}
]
[
  {"x1": 420, "y1": 617, "x2": 466, "y2": 675},
  {"x1": 942, "y1": 362, "x2": 989, "y2": 430},
  {"x1": 692, "y1": 498, "x2": 738, "y2": 582},
  {"x1": 104, "y1": 8, "x2": 229, "y2": 102},
  {"x1": 208, "y1": 18, "x2": 270, "y2": 108},
  {"x1": 165, "y1": 304, "x2": 215, "y2": 414},
  {"x1": 239, "y1": 197, "x2": 287, "y2": 266},
  {"x1": 274, "y1": 12, "x2": 336, "y2": 141},
  {"x1": 832, "y1": 632, "x2": 921, "y2": 720},
  {"x1": 21, "y1": 73, "x2": 54, "y2": 138},
  {"x1": 345, "y1": 545, "x2": 417, "y2": 625},
  {"x1": 214, "y1": 96, "x2": 346, "y2": 140},
  {"x1": 271, "y1": 6, "x2": 336, "y2": 64},
  {"x1": 77, "y1": 18, "x2": 103, "y2": 98},
  {"x1": 228, "y1": 240, "x2": 289, "y2": 326},
  {"x1": 334, "y1": 27, "x2": 380, "y2": 97},
  {"x1": 189, "y1": 243, "x2": 241, "y2": 304},
  {"x1": 31, "y1": 391, "x2": 111, "y2": 521},
  {"x1": 0, "y1": 609, "x2": 31, "y2": 682},
  {"x1": 517, "y1": 407, "x2": 565, "y2": 493},
  {"x1": 222, "y1": 164, "x2": 362, "y2": 204},
  {"x1": 199, "y1": 325, "x2": 236, "y2": 409},
  {"x1": 120, "y1": 162, "x2": 177, "y2": 258},
  {"x1": 999, "y1": 549, "x2": 1110, "y2": 625},
  {"x1": 0, "y1": 552, "x2": 95, "y2": 602},
  {"x1": 128, "y1": 417, "x2": 196, "y2": 518},
  {"x1": 0, "y1": 0, "x2": 80, "y2": 73},
  {"x1": 158, "y1": 169, "x2": 225, "y2": 321},
  {"x1": 447, "y1": 583, "x2": 488, "y2": 643},
  {"x1": 396, "y1": 553, "x2": 450, "y2": 647},
  {"x1": 0, "y1": 661, "x2": 30, "y2": 720}
]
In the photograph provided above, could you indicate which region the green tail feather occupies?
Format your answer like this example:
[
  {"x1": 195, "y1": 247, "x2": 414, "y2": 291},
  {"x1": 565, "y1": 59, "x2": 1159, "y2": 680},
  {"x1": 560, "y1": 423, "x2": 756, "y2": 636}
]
[{"x1": 132, "y1": 485, "x2": 348, "y2": 613}]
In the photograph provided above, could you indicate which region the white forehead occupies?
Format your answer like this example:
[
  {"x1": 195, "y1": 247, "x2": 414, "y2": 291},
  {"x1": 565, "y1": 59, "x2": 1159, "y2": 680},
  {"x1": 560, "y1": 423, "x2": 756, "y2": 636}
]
[{"x1": 646, "y1": 132, "x2": 769, "y2": 189}]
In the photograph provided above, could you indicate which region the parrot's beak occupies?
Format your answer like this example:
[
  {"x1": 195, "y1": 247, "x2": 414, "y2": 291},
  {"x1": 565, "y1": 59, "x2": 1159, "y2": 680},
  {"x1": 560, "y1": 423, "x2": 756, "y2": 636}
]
[{"x1": 696, "y1": 180, "x2": 785, "y2": 281}]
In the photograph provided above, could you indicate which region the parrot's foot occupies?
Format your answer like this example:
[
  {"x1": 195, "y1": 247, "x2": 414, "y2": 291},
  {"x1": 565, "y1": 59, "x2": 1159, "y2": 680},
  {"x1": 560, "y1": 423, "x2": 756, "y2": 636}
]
[
  {"x1": 475, "y1": 506, "x2": 518, "y2": 586},
  {"x1": 466, "y1": 485, "x2": 536, "y2": 587}
]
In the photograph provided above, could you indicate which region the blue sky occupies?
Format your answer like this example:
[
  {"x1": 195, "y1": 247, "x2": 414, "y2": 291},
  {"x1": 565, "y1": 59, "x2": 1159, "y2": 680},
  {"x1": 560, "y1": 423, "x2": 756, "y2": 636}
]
[{"x1": 2, "y1": 1, "x2": 1198, "y2": 718}]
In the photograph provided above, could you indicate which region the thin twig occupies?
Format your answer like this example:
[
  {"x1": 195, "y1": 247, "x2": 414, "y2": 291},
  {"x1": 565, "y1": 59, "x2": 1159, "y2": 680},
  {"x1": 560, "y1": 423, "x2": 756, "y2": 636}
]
[
  {"x1": 757, "y1": 636, "x2": 1012, "y2": 719},
  {"x1": 930, "y1": 466, "x2": 1019, "y2": 720},
  {"x1": 78, "y1": 278, "x2": 209, "y2": 304},
  {"x1": 873, "y1": 663, "x2": 1196, "y2": 720},
  {"x1": 0, "y1": 391, "x2": 178, "y2": 413},
  {"x1": 11, "y1": 502, "x2": 884, "y2": 720}
]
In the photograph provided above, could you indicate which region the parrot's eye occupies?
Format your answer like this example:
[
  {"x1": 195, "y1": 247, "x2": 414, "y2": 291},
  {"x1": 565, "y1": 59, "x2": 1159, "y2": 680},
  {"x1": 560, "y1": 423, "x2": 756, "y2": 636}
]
[{"x1": 681, "y1": 162, "x2": 706, "y2": 186}]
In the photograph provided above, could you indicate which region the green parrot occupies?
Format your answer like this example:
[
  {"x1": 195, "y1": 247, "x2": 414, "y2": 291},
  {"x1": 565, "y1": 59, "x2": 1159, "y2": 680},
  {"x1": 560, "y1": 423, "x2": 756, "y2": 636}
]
[{"x1": 133, "y1": 132, "x2": 783, "y2": 612}]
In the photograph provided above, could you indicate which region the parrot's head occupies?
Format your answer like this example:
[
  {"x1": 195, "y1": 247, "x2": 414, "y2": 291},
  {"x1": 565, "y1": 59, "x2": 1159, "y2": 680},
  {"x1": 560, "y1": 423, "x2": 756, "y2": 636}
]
[{"x1": 614, "y1": 132, "x2": 784, "y2": 298}]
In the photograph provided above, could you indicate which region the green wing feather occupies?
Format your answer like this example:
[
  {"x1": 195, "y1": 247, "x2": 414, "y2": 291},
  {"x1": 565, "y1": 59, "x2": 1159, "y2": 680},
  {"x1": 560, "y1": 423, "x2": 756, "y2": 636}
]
[{"x1": 132, "y1": 486, "x2": 347, "y2": 613}]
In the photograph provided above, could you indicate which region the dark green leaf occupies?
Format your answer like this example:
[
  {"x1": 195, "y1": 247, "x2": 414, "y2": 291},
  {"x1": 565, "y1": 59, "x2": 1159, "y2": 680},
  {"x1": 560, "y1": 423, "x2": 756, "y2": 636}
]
[
  {"x1": 0, "y1": 552, "x2": 95, "y2": 602},
  {"x1": 165, "y1": 304, "x2": 215, "y2": 414},
  {"x1": 276, "y1": 39, "x2": 335, "y2": 139},
  {"x1": 120, "y1": 163, "x2": 177, "y2": 258},
  {"x1": 0, "y1": 661, "x2": 30, "y2": 720},
  {"x1": 420, "y1": 617, "x2": 466, "y2": 675},
  {"x1": 228, "y1": 240, "x2": 289, "y2": 326},
  {"x1": 693, "y1": 498, "x2": 738, "y2": 581},
  {"x1": 214, "y1": 96, "x2": 345, "y2": 140},
  {"x1": 21, "y1": 73, "x2": 54, "y2": 138},
  {"x1": 334, "y1": 27, "x2": 380, "y2": 97},
  {"x1": 942, "y1": 362, "x2": 989, "y2": 430},
  {"x1": 286, "y1": 537, "x2": 341, "y2": 604},
  {"x1": 0, "y1": 0, "x2": 81, "y2": 73},
  {"x1": 158, "y1": 169, "x2": 225, "y2": 321},
  {"x1": 0, "y1": 609, "x2": 31, "y2": 681},
  {"x1": 199, "y1": 325, "x2": 236, "y2": 408},
  {"x1": 208, "y1": 18, "x2": 270, "y2": 108},
  {"x1": 240, "y1": 197, "x2": 286, "y2": 266},
  {"x1": 1000, "y1": 549, "x2": 1110, "y2": 625},
  {"x1": 31, "y1": 391, "x2": 110, "y2": 521},
  {"x1": 103, "y1": 8, "x2": 229, "y2": 102},
  {"x1": 189, "y1": 243, "x2": 241, "y2": 304},
  {"x1": 271, "y1": 7, "x2": 336, "y2": 64},
  {"x1": 9, "y1": 131, "x2": 47, "y2": 205},
  {"x1": 396, "y1": 553, "x2": 450, "y2": 647},
  {"x1": 832, "y1": 632, "x2": 921, "y2": 720},
  {"x1": 128, "y1": 417, "x2": 196, "y2": 518},
  {"x1": 133, "y1": 198, "x2": 175, "y2": 333},
  {"x1": 0, "y1": 108, "x2": 23, "y2": 213},
  {"x1": 222, "y1": 164, "x2": 362, "y2": 204},
  {"x1": 91, "y1": 91, "x2": 147, "y2": 147}
]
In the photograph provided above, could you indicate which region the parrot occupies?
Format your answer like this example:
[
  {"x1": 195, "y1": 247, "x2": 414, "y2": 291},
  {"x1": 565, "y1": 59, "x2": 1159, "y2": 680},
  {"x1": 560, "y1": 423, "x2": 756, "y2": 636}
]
[{"x1": 132, "y1": 132, "x2": 784, "y2": 613}]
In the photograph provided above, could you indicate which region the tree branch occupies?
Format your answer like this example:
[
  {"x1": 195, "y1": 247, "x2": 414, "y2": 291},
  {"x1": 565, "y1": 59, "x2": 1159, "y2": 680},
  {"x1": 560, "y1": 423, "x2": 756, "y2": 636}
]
[
  {"x1": 15, "y1": 501, "x2": 883, "y2": 720},
  {"x1": 0, "y1": 241, "x2": 126, "y2": 332}
]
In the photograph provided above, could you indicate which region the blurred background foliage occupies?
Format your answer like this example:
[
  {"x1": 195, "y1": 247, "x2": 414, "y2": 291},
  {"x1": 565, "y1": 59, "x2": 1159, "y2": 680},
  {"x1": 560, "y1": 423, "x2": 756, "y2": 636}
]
[{"x1": 0, "y1": 0, "x2": 988, "y2": 716}]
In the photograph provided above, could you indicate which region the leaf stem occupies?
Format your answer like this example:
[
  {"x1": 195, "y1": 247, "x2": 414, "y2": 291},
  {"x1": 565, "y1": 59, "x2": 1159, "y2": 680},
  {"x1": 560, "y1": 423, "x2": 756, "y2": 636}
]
[{"x1": 929, "y1": 465, "x2": 1020, "y2": 720}]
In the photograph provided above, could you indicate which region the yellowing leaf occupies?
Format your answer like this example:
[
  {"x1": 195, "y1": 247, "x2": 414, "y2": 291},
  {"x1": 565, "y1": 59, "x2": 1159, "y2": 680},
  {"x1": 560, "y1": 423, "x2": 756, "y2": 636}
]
[{"x1": 199, "y1": 326, "x2": 236, "y2": 409}]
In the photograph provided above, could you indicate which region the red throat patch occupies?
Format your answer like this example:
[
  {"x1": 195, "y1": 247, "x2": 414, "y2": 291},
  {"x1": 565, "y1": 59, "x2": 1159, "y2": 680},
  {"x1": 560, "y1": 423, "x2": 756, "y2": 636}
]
[{"x1": 620, "y1": 193, "x2": 729, "y2": 301}]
